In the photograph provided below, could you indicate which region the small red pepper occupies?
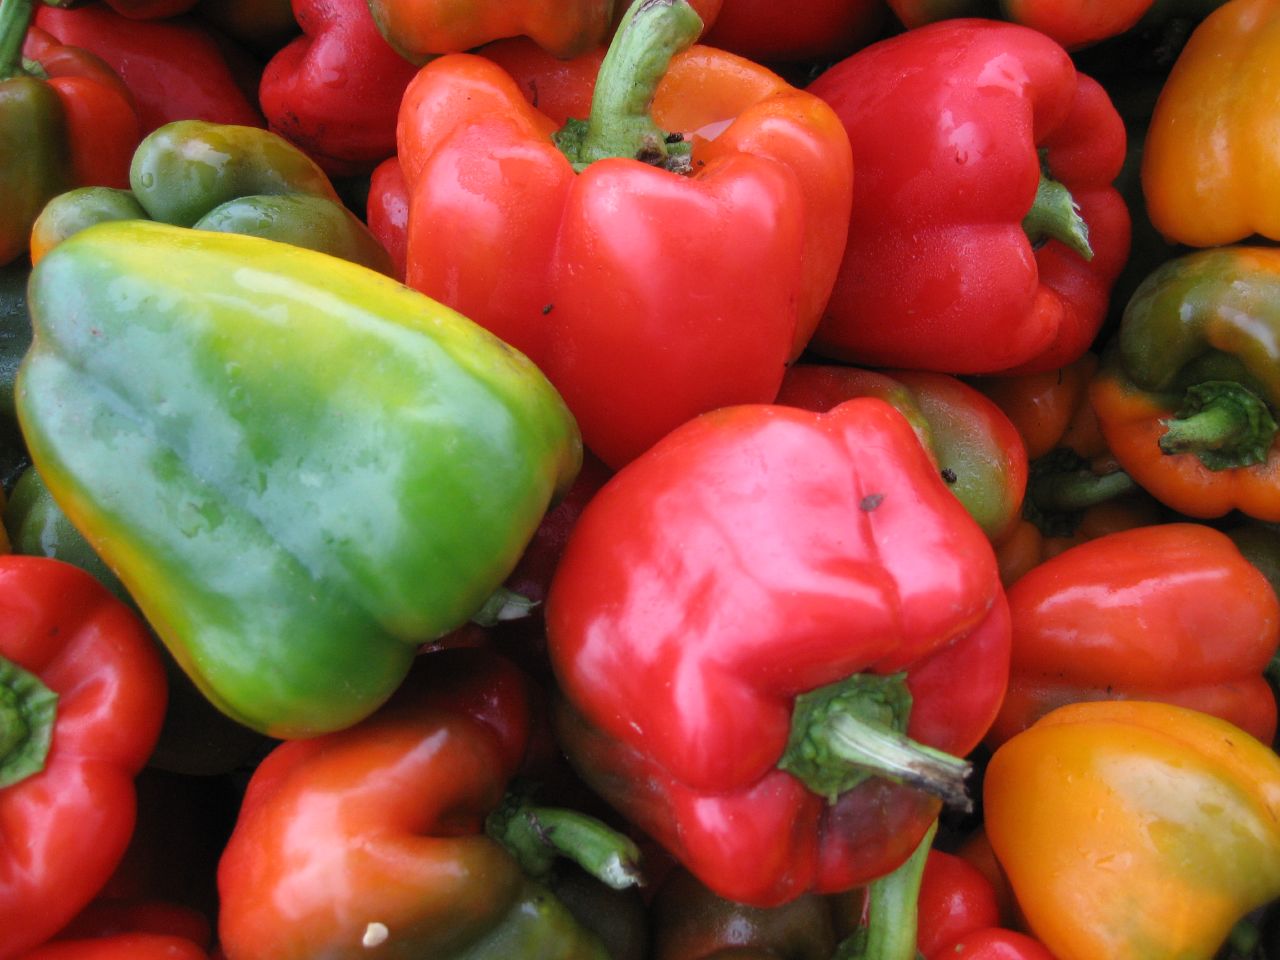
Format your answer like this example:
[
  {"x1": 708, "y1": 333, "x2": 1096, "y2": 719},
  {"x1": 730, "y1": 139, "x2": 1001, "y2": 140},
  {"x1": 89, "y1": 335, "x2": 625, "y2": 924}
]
[
  {"x1": 917, "y1": 850, "x2": 1002, "y2": 959},
  {"x1": 547, "y1": 398, "x2": 1011, "y2": 906},
  {"x1": 33, "y1": 5, "x2": 263, "y2": 134},
  {"x1": 807, "y1": 20, "x2": 1130, "y2": 376},
  {"x1": 259, "y1": 0, "x2": 419, "y2": 176},
  {"x1": 989, "y1": 523, "x2": 1280, "y2": 747},
  {"x1": 0, "y1": 556, "x2": 168, "y2": 960}
]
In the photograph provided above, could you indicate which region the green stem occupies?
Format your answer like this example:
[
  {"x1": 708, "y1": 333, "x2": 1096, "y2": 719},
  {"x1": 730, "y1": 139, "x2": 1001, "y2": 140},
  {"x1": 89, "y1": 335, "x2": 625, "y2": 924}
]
[
  {"x1": 1022, "y1": 168, "x2": 1093, "y2": 261},
  {"x1": 1030, "y1": 466, "x2": 1136, "y2": 513},
  {"x1": 0, "y1": 653, "x2": 58, "y2": 789},
  {"x1": 1158, "y1": 380, "x2": 1278, "y2": 470},
  {"x1": 779, "y1": 674, "x2": 972, "y2": 812},
  {"x1": 554, "y1": 0, "x2": 702, "y2": 172},
  {"x1": 834, "y1": 821, "x2": 938, "y2": 960},
  {"x1": 469, "y1": 586, "x2": 538, "y2": 627},
  {"x1": 486, "y1": 785, "x2": 644, "y2": 890},
  {"x1": 0, "y1": 0, "x2": 35, "y2": 81}
]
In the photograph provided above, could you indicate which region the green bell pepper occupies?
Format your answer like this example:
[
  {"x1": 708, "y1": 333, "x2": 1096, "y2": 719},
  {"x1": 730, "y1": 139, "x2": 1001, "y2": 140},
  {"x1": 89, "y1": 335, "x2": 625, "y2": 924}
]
[{"x1": 18, "y1": 219, "x2": 582, "y2": 737}]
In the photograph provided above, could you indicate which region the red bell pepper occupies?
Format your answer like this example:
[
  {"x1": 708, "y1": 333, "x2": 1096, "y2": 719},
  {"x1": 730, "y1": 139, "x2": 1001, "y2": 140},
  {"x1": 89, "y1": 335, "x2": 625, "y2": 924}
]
[
  {"x1": 217, "y1": 648, "x2": 642, "y2": 959},
  {"x1": 33, "y1": 6, "x2": 263, "y2": 135},
  {"x1": 917, "y1": 849, "x2": 1002, "y2": 959},
  {"x1": 40, "y1": 0, "x2": 199, "y2": 18},
  {"x1": 806, "y1": 20, "x2": 1130, "y2": 376},
  {"x1": 19, "y1": 936, "x2": 209, "y2": 960},
  {"x1": 397, "y1": 0, "x2": 853, "y2": 467},
  {"x1": 546, "y1": 398, "x2": 1011, "y2": 906},
  {"x1": 366, "y1": 155, "x2": 408, "y2": 281},
  {"x1": 989, "y1": 523, "x2": 1280, "y2": 747},
  {"x1": 700, "y1": 0, "x2": 885, "y2": 63},
  {"x1": 0, "y1": 556, "x2": 167, "y2": 960},
  {"x1": 259, "y1": 0, "x2": 419, "y2": 177}
]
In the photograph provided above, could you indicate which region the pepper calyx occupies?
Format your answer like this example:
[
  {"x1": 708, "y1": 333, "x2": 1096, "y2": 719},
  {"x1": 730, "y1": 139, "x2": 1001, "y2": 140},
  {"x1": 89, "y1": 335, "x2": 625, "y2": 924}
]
[
  {"x1": 1159, "y1": 380, "x2": 1278, "y2": 470},
  {"x1": 0, "y1": 653, "x2": 58, "y2": 789}
]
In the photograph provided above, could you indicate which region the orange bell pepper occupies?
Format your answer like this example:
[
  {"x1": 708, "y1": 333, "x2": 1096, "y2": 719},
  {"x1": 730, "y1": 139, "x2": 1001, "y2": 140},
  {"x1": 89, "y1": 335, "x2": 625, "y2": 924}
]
[
  {"x1": 985, "y1": 700, "x2": 1280, "y2": 960},
  {"x1": 1142, "y1": 0, "x2": 1280, "y2": 246},
  {"x1": 989, "y1": 522, "x2": 1280, "y2": 747}
]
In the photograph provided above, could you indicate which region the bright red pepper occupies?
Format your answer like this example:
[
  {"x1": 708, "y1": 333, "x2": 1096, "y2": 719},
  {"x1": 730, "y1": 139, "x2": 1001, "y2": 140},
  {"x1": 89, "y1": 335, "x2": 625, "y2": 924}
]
[
  {"x1": 806, "y1": 20, "x2": 1130, "y2": 376},
  {"x1": 546, "y1": 398, "x2": 1011, "y2": 906},
  {"x1": 988, "y1": 523, "x2": 1280, "y2": 747},
  {"x1": 942, "y1": 930, "x2": 1057, "y2": 959},
  {"x1": 33, "y1": 6, "x2": 263, "y2": 135},
  {"x1": 365, "y1": 156, "x2": 408, "y2": 281},
  {"x1": 397, "y1": 0, "x2": 852, "y2": 467},
  {"x1": 0, "y1": 557, "x2": 167, "y2": 960},
  {"x1": 917, "y1": 850, "x2": 1002, "y2": 959},
  {"x1": 259, "y1": 0, "x2": 419, "y2": 177}
]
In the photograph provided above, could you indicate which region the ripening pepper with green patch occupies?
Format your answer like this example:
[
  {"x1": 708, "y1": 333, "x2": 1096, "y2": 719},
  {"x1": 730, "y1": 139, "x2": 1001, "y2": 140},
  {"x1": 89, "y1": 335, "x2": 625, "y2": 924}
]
[{"x1": 16, "y1": 219, "x2": 582, "y2": 738}]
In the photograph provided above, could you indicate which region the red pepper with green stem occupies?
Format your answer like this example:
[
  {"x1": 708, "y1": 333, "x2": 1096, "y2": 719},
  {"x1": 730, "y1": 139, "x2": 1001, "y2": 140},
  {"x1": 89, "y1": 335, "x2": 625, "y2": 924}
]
[
  {"x1": 807, "y1": 20, "x2": 1130, "y2": 376},
  {"x1": 259, "y1": 0, "x2": 419, "y2": 177},
  {"x1": 0, "y1": 556, "x2": 168, "y2": 960},
  {"x1": 547, "y1": 397, "x2": 1011, "y2": 906},
  {"x1": 397, "y1": 0, "x2": 853, "y2": 467},
  {"x1": 217, "y1": 648, "x2": 643, "y2": 960}
]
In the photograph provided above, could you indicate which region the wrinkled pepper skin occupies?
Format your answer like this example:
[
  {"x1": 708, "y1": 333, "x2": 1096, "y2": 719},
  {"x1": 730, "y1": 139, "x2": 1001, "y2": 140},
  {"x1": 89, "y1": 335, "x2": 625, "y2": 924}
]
[
  {"x1": 17, "y1": 220, "x2": 581, "y2": 738},
  {"x1": 218, "y1": 649, "x2": 610, "y2": 960},
  {"x1": 807, "y1": 20, "x2": 1130, "y2": 376},
  {"x1": 0, "y1": 556, "x2": 168, "y2": 960},
  {"x1": 776, "y1": 365, "x2": 1028, "y2": 544},
  {"x1": 1089, "y1": 247, "x2": 1280, "y2": 520},
  {"x1": 398, "y1": 19, "x2": 852, "y2": 467},
  {"x1": 989, "y1": 523, "x2": 1280, "y2": 747},
  {"x1": 547, "y1": 398, "x2": 1011, "y2": 906},
  {"x1": 260, "y1": 0, "x2": 419, "y2": 177},
  {"x1": 367, "y1": 0, "x2": 721, "y2": 62},
  {"x1": 985, "y1": 700, "x2": 1280, "y2": 960},
  {"x1": 1142, "y1": 0, "x2": 1280, "y2": 246}
]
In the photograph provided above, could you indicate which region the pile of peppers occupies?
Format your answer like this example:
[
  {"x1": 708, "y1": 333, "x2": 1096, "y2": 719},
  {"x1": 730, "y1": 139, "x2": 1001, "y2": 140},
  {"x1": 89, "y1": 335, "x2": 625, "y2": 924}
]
[{"x1": 3, "y1": 0, "x2": 1280, "y2": 958}]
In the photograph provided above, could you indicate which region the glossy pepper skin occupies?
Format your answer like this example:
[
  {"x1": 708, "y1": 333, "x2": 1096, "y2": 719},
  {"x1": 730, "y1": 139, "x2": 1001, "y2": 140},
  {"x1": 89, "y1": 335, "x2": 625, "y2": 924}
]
[
  {"x1": 547, "y1": 398, "x2": 1011, "y2": 906},
  {"x1": 807, "y1": 20, "x2": 1130, "y2": 376},
  {"x1": 34, "y1": 6, "x2": 263, "y2": 135},
  {"x1": 989, "y1": 523, "x2": 1280, "y2": 747},
  {"x1": 1090, "y1": 247, "x2": 1280, "y2": 521},
  {"x1": 776, "y1": 365, "x2": 1028, "y2": 544},
  {"x1": 366, "y1": 0, "x2": 721, "y2": 62},
  {"x1": 398, "y1": 1, "x2": 851, "y2": 467},
  {"x1": 260, "y1": 0, "x2": 419, "y2": 177},
  {"x1": 985, "y1": 700, "x2": 1280, "y2": 960},
  {"x1": 1142, "y1": 0, "x2": 1280, "y2": 247},
  {"x1": 916, "y1": 850, "x2": 1002, "y2": 959},
  {"x1": 30, "y1": 119, "x2": 393, "y2": 274},
  {"x1": 17, "y1": 220, "x2": 581, "y2": 738},
  {"x1": 218, "y1": 649, "x2": 611, "y2": 960},
  {"x1": 0, "y1": 556, "x2": 168, "y2": 960}
]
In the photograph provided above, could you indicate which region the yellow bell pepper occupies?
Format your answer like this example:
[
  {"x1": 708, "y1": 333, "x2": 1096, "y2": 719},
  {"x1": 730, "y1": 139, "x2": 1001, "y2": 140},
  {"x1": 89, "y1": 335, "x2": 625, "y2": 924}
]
[
  {"x1": 983, "y1": 700, "x2": 1280, "y2": 960},
  {"x1": 1142, "y1": 0, "x2": 1280, "y2": 246}
]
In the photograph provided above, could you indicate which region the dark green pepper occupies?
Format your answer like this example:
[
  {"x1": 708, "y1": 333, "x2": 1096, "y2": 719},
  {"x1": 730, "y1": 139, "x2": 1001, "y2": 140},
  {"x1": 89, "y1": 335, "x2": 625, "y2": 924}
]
[{"x1": 18, "y1": 219, "x2": 582, "y2": 737}]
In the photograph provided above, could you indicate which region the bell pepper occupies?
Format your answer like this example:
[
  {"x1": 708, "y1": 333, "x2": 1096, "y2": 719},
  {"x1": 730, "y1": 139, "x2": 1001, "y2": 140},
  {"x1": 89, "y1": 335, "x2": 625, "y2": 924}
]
[
  {"x1": 885, "y1": 0, "x2": 1158, "y2": 50},
  {"x1": 700, "y1": 0, "x2": 884, "y2": 63},
  {"x1": 217, "y1": 648, "x2": 640, "y2": 960},
  {"x1": 1089, "y1": 246, "x2": 1280, "y2": 521},
  {"x1": 55, "y1": 900, "x2": 211, "y2": 949},
  {"x1": 34, "y1": 5, "x2": 263, "y2": 134},
  {"x1": 806, "y1": 20, "x2": 1130, "y2": 376},
  {"x1": 366, "y1": 156, "x2": 407, "y2": 280},
  {"x1": 42, "y1": 0, "x2": 200, "y2": 17},
  {"x1": 651, "y1": 867, "x2": 838, "y2": 959},
  {"x1": 19, "y1": 936, "x2": 210, "y2": 960},
  {"x1": 916, "y1": 849, "x2": 1002, "y2": 959},
  {"x1": 0, "y1": 0, "x2": 140, "y2": 266},
  {"x1": 984, "y1": 700, "x2": 1280, "y2": 960},
  {"x1": 1142, "y1": 0, "x2": 1280, "y2": 247},
  {"x1": 398, "y1": 0, "x2": 852, "y2": 467},
  {"x1": 29, "y1": 120, "x2": 394, "y2": 275},
  {"x1": 547, "y1": 397, "x2": 1012, "y2": 906},
  {"x1": 259, "y1": 0, "x2": 419, "y2": 177},
  {"x1": 0, "y1": 555, "x2": 168, "y2": 959},
  {"x1": 17, "y1": 219, "x2": 581, "y2": 737},
  {"x1": 989, "y1": 522, "x2": 1280, "y2": 747},
  {"x1": 776, "y1": 365, "x2": 1028, "y2": 544},
  {"x1": 367, "y1": 0, "x2": 721, "y2": 63}
]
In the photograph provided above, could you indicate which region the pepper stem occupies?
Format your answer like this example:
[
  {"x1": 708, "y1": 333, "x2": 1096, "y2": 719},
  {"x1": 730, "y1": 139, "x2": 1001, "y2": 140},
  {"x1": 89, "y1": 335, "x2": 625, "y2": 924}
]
[
  {"x1": 778, "y1": 674, "x2": 972, "y2": 813},
  {"x1": 1030, "y1": 464, "x2": 1136, "y2": 513},
  {"x1": 834, "y1": 820, "x2": 938, "y2": 960},
  {"x1": 1022, "y1": 166, "x2": 1093, "y2": 262},
  {"x1": 553, "y1": 0, "x2": 702, "y2": 173},
  {"x1": 469, "y1": 587, "x2": 538, "y2": 627},
  {"x1": 486, "y1": 782, "x2": 644, "y2": 890},
  {"x1": 0, "y1": 0, "x2": 34, "y2": 81},
  {"x1": 1159, "y1": 380, "x2": 1279, "y2": 470},
  {"x1": 0, "y1": 654, "x2": 58, "y2": 789}
]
